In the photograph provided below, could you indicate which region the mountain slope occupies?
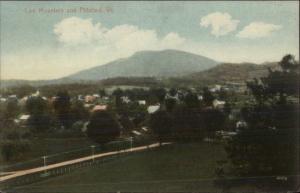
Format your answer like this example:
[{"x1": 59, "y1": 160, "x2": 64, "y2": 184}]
[
  {"x1": 65, "y1": 49, "x2": 219, "y2": 80},
  {"x1": 184, "y1": 62, "x2": 278, "y2": 84}
]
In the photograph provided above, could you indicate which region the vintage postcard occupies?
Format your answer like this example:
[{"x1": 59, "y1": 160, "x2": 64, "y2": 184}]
[{"x1": 0, "y1": 1, "x2": 299, "y2": 192}]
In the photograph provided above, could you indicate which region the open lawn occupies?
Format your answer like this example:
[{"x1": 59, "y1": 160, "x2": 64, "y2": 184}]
[
  {"x1": 1, "y1": 136, "x2": 97, "y2": 172},
  {"x1": 11, "y1": 142, "x2": 262, "y2": 192}
]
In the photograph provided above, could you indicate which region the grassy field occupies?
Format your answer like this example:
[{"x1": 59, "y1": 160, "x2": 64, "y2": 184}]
[
  {"x1": 12, "y1": 142, "x2": 262, "y2": 192},
  {"x1": 1, "y1": 136, "x2": 97, "y2": 171}
]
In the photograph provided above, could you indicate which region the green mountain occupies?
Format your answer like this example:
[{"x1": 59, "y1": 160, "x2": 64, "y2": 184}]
[
  {"x1": 65, "y1": 49, "x2": 219, "y2": 81},
  {"x1": 183, "y1": 62, "x2": 278, "y2": 84}
]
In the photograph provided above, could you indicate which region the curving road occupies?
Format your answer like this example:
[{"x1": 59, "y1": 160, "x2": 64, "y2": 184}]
[{"x1": 0, "y1": 142, "x2": 168, "y2": 182}]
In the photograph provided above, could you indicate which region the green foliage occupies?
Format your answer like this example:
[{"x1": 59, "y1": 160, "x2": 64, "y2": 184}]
[
  {"x1": 164, "y1": 98, "x2": 177, "y2": 112},
  {"x1": 0, "y1": 139, "x2": 31, "y2": 161},
  {"x1": 87, "y1": 111, "x2": 121, "y2": 144},
  {"x1": 202, "y1": 87, "x2": 215, "y2": 106},
  {"x1": 53, "y1": 90, "x2": 72, "y2": 129},
  {"x1": 25, "y1": 96, "x2": 52, "y2": 131},
  {"x1": 172, "y1": 106, "x2": 204, "y2": 141},
  {"x1": 183, "y1": 92, "x2": 200, "y2": 108},
  {"x1": 70, "y1": 99, "x2": 89, "y2": 122},
  {"x1": 26, "y1": 96, "x2": 48, "y2": 115},
  {"x1": 226, "y1": 54, "x2": 300, "y2": 177},
  {"x1": 149, "y1": 87, "x2": 166, "y2": 103},
  {"x1": 149, "y1": 110, "x2": 173, "y2": 144},
  {"x1": 4, "y1": 98, "x2": 20, "y2": 119},
  {"x1": 0, "y1": 124, "x2": 31, "y2": 162}
]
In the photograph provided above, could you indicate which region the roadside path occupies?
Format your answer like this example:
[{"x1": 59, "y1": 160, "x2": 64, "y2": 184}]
[{"x1": 0, "y1": 142, "x2": 167, "y2": 182}]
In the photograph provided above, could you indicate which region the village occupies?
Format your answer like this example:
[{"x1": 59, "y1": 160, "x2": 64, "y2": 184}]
[{"x1": 0, "y1": 83, "x2": 249, "y2": 146}]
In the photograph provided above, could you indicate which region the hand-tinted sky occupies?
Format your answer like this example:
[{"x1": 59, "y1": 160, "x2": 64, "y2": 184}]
[{"x1": 1, "y1": 1, "x2": 299, "y2": 80}]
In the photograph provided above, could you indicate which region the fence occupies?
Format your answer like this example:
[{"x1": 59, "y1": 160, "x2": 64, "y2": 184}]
[{"x1": 0, "y1": 137, "x2": 159, "y2": 191}]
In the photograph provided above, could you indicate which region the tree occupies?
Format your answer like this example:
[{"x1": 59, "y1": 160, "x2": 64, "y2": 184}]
[
  {"x1": 165, "y1": 98, "x2": 177, "y2": 112},
  {"x1": 87, "y1": 111, "x2": 121, "y2": 144},
  {"x1": 226, "y1": 55, "x2": 299, "y2": 177},
  {"x1": 4, "y1": 98, "x2": 19, "y2": 120},
  {"x1": 150, "y1": 88, "x2": 166, "y2": 103},
  {"x1": 202, "y1": 87, "x2": 215, "y2": 106},
  {"x1": 0, "y1": 123, "x2": 31, "y2": 161},
  {"x1": 169, "y1": 88, "x2": 177, "y2": 97},
  {"x1": 112, "y1": 88, "x2": 124, "y2": 108},
  {"x1": 172, "y1": 106, "x2": 204, "y2": 141},
  {"x1": 149, "y1": 110, "x2": 173, "y2": 145},
  {"x1": 70, "y1": 99, "x2": 89, "y2": 122},
  {"x1": 202, "y1": 108, "x2": 226, "y2": 137},
  {"x1": 99, "y1": 89, "x2": 106, "y2": 97},
  {"x1": 25, "y1": 96, "x2": 51, "y2": 131},
  {"x1": 53, "y1": 91, "x2": 72, "y2": 129},
  {"x1": 183, "y1": 92, "x2": 200, "y2": 108}
]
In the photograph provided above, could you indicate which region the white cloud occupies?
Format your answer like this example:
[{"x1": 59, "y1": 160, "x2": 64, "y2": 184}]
[
  {"x1": 161, "y1": 32, "x2": 186, "y2": 48},
  {"x1": 200, "y1": 12, "x2": 239, "y2": 37},
  {"x1": 2, "y1": 17, "x2": 296, "y2": 80},
  {"x1": 54, "y1": 17, "x2": 186, "y2": 51},
  {"x1": 237, "y1": 22, "x2": 282, "y2": 39},
  {"x1": 54, "y1": 17, "x2": 106, "y2": 45},
  {"x1": 2, "y1": 17, "x2": 188, "y2": 80}
]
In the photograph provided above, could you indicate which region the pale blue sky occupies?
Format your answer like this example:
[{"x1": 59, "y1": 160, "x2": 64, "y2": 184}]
[{"x1": 1, "y1": 1, "x2": 299, "y2": 80}]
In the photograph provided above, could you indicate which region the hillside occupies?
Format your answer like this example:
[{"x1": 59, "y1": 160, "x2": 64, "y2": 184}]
[
  {"x1": 65, "y1": 49, "x2": 218, "y2": 81},
  {"x1": 184, "y1": 62, "x2": 278, "y2": 84}
]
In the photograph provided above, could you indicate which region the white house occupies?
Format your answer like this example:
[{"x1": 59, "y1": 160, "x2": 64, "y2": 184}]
[
  {"x1": 138, "y1": 100, "x2": 146, "y2": 105},
  {"x1": 93, "y1": 94, "x2": 100, "y2": 98},
  {"x1": 91, "y1": 105, "x2": 108, "y2": 112},
  {"x1": 197, "y1": 95, "x2": 203, "y2": 100},
  {"x1": 31, "y1": 90, "x2": 40, "y2": 97},
  {"x1": 141, "y1": 127, "x2": 148, "y2": 132},
  {"x1": 147, "y1": 104, "x2": 160, "y2": 114},
  {"x1": 213, "y1": 99, "x2": 226, "y2": 109},
  {"x1": 132, "y1": 130, "x2": 142, "y2": 136},
  {"x1": 216, "y1": 130, "x2": 237, "y2": 139},
  {"x1": 0, "y1": 97, "x2": 6, "y2": 103},
  {"x1": 236, "y1": 121, "x2": 247, "y2": 129},
  {"x1": 17, "y1": 114, "x2": 30, "y2": 127},
  {"x1": 121, "y1": 96, "x2": 131, "y2": 104},
  {"x1": 210, "y1": 85, "x2": 222, "y2": 93},
  {"x1": 81, "y1": 121, "x2": 89, "y2": 132}
]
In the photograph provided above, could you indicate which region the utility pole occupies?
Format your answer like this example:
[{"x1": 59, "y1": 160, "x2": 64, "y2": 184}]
[
  {"x1": 42, "y1": 156, "x2": 48, "y2": 175},
  {"x1": 91, "y1": 145, "x2": 95, "y2": 162},
  {"x1": 130, "y1": 137, "x2": 133, "y2": 152}
]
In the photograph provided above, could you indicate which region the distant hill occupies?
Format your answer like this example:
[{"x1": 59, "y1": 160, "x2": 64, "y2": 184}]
[
  {"x1": 1, "y1": 51, "x2": 280, "y2": 89},
  {"x1": 183, "y1": 62, "x2": 278, "y2": 85},
  {"x1": 65, "y1": 49, "x2": 219, "y2": 81}
]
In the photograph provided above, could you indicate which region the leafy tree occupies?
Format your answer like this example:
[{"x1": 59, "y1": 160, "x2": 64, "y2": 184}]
[
  {"x1": 112, "y1": 88, "x2": 124, "y2": 108},
  {"x1": 202, "y1": 108, "x2": 226, "y2": 137},
  {"x1": 150, "y1": 88, "x2": 166, "y2": 103},
  {"x1": 4, "y1": 98, "x2": 19, "y2": 120},
  {"x1": 0, "y1": 124, "x2": 31, "y2": 161},
  {"x1": 26, "y1": 96, "x2": 47, "y2": 115},
  {"x1": 169, "y1": 88, "x2": 177, "y2": 97},
  {"x1": 25, "y1": 96, "x2": 52, "y2": 131},
  {"x1": 70, "y1": 99, "x2": 89, "y2": 122},
  {"x1": 149, "y1": 110, "x2": 173, "y2": 145},
  {"x1": 119, "y1": 115, "x2": 135, "y2": 134},
  {"x1": 226, "y1": 55, "x2": 299, "y2": 177},
  {"x1": 99, "y1": 89, "x2": 106, "y2": 97},
  {"x1": 172, "y1": 106, "x2": 204, "y2": 141},
  {"x1": 53, "y1": 90, "x2": 72, "y2": 129},
  {"x1": 183, "y1": 92, "x2": 200, "y2": 108},
  {"x1": 87, "y1": 111, "x2": 121, "y2": 144},
  {"x1": 202, "y1": 87, "x2": 215, "y2": 106},
  {"x1": 165, "y1": 98, "x2": 177, "y2": 112}
]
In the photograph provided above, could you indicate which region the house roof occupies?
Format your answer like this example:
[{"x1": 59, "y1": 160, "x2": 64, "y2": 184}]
[
  {"x1": 147, "y1": 105, "x2": 160, "y2": 114},
  {"x1": 19, "y1": 114, "x2": 30, "y2": 120},
  {"x1": 92, "y1": 105, "x2": 107, "y2": 112}
]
